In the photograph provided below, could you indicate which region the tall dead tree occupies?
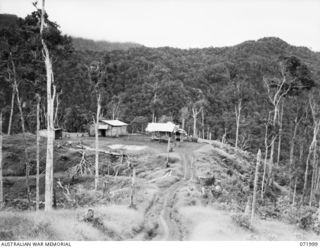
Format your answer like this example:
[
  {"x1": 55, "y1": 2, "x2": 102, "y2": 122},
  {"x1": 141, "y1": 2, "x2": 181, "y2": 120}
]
[
  {"x1": 111, "y1": 96, "x2": 121, "y2": 120},
  {"x1": 87, "y1": 61, "x2": 103, "y2": 191},
  {"x1": 263, "y1": 68, "x2": 290, "y2": 185},
  {"x1": 180, "y1": 107, "x2": 188, "y2": 130},
  {"x1": 276, "y1": 102, "x2": 284, "y2": 166},
  {"x1": 191, "y1": 103, "x2": 203, "y2": 138},
  {"x1": 288, "y1": 106, "x2": 304, "y2": 202},
  {"x1": 94, "y1": 93, "x2": 101, "y2": 190},
  {"x1": 0, "y1": 112, "x2": 3, "y2": 208},
  {"x1": 251, "y1": 149, "x2": 261, "y2": 224},
  {"x1": 201, "y1": 109, "x2": 205, "y2": 139},
  {"x1": 261, "y1": 118, "x2": 269, "y2": 199},
  {"x1": 36, "y1": 0, "x2": 56, "y2": 211},
  {"x1": 303, "y1": 95, "x2": 320, "y2": 205},
  {"x1": 235, "y1": 97, "x2": 242, "y2": 149},
  {"x1": 36, "y1": 94, "x2": 41, "y2": 210}
]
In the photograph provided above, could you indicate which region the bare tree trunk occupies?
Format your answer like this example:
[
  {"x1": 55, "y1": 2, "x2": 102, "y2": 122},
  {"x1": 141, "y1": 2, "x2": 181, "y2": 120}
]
[
  {"x1": 268, "y1": 138, "x2": 275, "y2": 185},
  {"x1": 251, "y1": 149, "x2": 261, "y2": 225},
  {"x1": 201, "y1": 109, "x2": 205, "y2": 139},
  {"x1": 222, "y1": 128, "x2": 227, "y2": 144},
  {"x1": 303, "y1": 147, "x2": 312, "y2": 204},
  {"x1": 40, "y1": 0, "x2": 56, "y2": 211},
  {"x1": 235, "y1": 99, "x2": 242, "y2": 149},
  {"x1": 289, "y1": 117, "x2": 299, "y2": 201},
  {"x1": 94, "y1": 94, "x2": 101, "y2": 191},
  {"x1": 276, "y1": 103, "x2": 284, "y2": 166},
  {"x1": 192, "y1": 111, "x2": 197, "y2": 138},
  {"x1": 302, "y1": 121, "x2": 320, "y2": 203},
  {"x1": 292, "y1": 177, "x2": 297, "y2": 206},
  {"x1": 264, "y1": 73, "x2": 290, "y2": 185},
  {"x1": 7, "y1": 89, "x2": 15, "y2": 135},
  {"x1": 261, "y1": 124, "x2": 269, "y2": 199},
  {"x1": 36, "y1": 95, "x2": 40, "y2": 211},
  {"x1": 54, "y1": 90, "x2": 62, "y2": 127},
  {"x1": 10, "y1": 53, "x2": 31, "y2": 207},
  {"x1": 310, "y1": 148, "x2": 318, "y2": 206},
  {"x1": 0, "y1": 112, "x2": 3, "y2": 208}
]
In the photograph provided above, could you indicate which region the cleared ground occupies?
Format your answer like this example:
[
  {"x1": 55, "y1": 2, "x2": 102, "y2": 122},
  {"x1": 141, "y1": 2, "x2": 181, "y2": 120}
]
[{"x1": 0, "y1": 134, "x2": 318, "y2": 240}]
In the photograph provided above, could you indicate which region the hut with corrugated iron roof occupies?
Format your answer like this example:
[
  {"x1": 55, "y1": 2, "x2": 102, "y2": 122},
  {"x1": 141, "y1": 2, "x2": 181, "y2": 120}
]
[{"x1": 89, "y1": 120, "x2": 128, "y2": 137}]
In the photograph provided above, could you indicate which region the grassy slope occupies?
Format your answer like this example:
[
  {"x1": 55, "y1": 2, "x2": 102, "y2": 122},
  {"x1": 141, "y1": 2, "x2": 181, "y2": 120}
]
[{"x1": 0, "y1": 205, "x2": 143, "y2": 241}]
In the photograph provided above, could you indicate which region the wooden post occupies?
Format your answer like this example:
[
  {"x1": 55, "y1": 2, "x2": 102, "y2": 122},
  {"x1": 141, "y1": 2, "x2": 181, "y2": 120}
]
[{"x1": 251, "y1": 149, "x2": 261, "y2": 225}]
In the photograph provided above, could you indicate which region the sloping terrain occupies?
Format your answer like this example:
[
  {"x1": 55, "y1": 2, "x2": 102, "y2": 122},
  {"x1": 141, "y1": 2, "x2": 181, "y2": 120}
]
[{"x1": 0, "y1": 135, "x2": 319, "y2": 240}]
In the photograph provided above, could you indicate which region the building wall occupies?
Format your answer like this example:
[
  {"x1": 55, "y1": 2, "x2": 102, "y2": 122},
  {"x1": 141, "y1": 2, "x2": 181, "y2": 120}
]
[
  {"x1": 89, "y1": 124, "x2": 127, "y2": 137},
  {"x1": 105, "y1": 126, "x2": 127, "y2": 137}
]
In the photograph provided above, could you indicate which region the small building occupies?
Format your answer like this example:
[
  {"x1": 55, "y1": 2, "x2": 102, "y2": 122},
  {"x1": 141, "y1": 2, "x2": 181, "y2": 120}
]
[
  {"x1": 145, "y1": 122, "x2": 186, "y2": 142},
  {"x1": 89, "y1": 119, "x2": 128, "y2": 137},
  {"x1": 39, "y1": 128, "x2": 63, "y2": 140}
]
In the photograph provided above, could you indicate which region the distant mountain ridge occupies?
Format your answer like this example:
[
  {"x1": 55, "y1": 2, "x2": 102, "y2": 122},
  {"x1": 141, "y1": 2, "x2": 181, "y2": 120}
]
[{"x1": 72, "y1": 37, "x2": 143, "y2": 51}]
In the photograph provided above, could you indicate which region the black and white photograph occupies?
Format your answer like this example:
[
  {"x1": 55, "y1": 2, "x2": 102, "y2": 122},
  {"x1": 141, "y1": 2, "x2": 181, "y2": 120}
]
[{"x1": 0, "y1": 0, "x2": 320, "y2": 244}]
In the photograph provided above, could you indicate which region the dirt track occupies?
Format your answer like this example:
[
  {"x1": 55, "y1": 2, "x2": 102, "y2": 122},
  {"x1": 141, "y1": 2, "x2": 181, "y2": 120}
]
[{"x1": 143, "y1": 145, "x2": 198, "y2": 241}]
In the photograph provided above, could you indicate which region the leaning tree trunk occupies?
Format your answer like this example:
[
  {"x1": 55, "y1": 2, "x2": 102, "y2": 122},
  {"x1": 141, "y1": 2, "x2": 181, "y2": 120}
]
[
  {"x1": 41, "y1": 0, "x2": 56, "y2": 211},
  {"x1": 0, "y1": 112, "x2": 3, "y2": 208},
  {"x1": 94, "y1": 93, "x2": 101, "y2": 191},
  {"x1": 36, "y1": 95, "x2": 41, "y2": 211},
  {"x1": 251, "y1": 149, "x2": 261, "y2": 225},
  {"x1": 7, "y1": 89, "x2": 15, "y2": 135},
  {"x1": 10, "y1": 53, "x2": 31, "y2": 207}
]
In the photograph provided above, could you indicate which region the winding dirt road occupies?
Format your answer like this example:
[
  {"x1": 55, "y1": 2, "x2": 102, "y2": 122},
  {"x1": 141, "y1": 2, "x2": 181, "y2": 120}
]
[{"x1": 143, "y1": 147, "x2": 198, "y2": 241}]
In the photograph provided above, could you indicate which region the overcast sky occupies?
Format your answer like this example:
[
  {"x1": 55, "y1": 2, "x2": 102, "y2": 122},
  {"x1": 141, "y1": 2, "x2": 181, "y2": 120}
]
[{"x1": 1, "y1": 0, "x2": 319, "y2": 51}]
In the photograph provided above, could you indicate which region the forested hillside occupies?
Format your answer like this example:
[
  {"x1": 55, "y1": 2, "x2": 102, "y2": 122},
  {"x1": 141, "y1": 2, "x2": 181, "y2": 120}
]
[{"x1": 1, "y1": 10, "x2": 320, "y2": 213}]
